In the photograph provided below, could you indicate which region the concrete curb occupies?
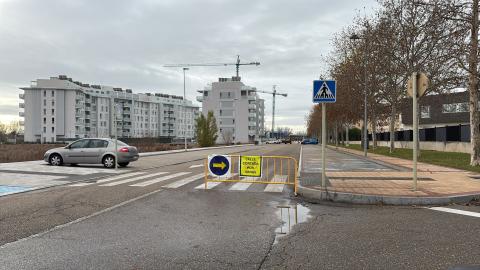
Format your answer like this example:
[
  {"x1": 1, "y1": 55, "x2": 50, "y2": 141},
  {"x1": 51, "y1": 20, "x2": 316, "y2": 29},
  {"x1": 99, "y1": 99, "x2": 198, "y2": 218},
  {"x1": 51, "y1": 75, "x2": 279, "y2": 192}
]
[
  {"x1": 139, "y1": 144, "x2": 254, "y2": 157},
  {"x1": 297, "y1": 184, "x2": 480, "y2": 206}
]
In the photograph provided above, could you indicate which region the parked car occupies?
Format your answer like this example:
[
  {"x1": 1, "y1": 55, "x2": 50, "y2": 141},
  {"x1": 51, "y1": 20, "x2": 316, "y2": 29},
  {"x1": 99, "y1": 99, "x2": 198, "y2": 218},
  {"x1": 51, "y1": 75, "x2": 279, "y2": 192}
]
[
  {"x1": 282, "y1": 138, "x2": 292, "y2": 144},
  {"x1": 44, "y1": 138, "x2": 139, "y2": 168},
  {"x1": 301, "y1": 138, "x2": 319, "y2": 145}
]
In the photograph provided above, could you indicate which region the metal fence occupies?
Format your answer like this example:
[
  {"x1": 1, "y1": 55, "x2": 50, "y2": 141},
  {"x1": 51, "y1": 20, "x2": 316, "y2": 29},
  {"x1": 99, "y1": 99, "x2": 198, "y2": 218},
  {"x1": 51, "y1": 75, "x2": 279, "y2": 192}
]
[
  {"x1": 369, "y1": 124, "x2": 471, "y2": 142},
  {"x1": 204, "y1": 155, "x2": 298, "y2": 194}
]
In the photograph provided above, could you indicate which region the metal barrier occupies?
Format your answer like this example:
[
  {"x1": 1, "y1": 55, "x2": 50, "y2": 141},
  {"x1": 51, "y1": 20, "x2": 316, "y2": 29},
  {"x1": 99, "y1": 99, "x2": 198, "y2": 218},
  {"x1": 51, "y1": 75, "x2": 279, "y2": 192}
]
[{"x1": 204, "y1": 155, "x2": 298, "y2": 194}]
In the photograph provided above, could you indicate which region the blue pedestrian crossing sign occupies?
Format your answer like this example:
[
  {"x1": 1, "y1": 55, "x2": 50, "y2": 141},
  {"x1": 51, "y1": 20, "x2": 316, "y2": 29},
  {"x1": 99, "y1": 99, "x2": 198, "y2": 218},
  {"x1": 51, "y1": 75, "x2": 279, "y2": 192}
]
[
  {"x1": 208, "y1": 154, "x2": 231, "y2": 177},
  {"x1": 313, "y1": 80, "x2": 336, "y2": 103}
]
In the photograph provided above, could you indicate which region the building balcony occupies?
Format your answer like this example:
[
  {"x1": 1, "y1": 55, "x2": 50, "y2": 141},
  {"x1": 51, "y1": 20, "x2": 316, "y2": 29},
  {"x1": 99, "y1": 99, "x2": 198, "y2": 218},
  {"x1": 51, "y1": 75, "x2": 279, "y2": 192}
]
[
  {"x1": 196, "y1": 96, "x2": 204, "y2": 102},
  {"x1": 249, "y1": 121, "x2": 257, "y2": 126},
  {"x1": 248, "y1": 130, "x2": 257, "y2": 135},
  {"x1": 249, "y1": 113, "x2": 256, "y2": 117},
  {"x1": 19, "y1": 120, "x2": 24, "y2": 126},
  {"x1": 19, "y1": 103, "x2": 25, "y2": 109},
  {"x1": 19, "y1": 94, "x2": 24, "y2": 99},
  {"x1": 19, "y1": 111, "x2": 24, "y2": 117},
  {"x1": 248, "y1": 104, "x2": 256, "y2": 109}
]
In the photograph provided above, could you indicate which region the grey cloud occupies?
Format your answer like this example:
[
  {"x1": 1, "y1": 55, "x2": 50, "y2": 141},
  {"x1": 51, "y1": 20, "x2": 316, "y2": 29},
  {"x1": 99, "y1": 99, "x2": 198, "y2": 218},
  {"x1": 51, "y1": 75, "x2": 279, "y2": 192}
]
[{"x1": 0, "y1": 0, "x2": 378, "y2": 129}]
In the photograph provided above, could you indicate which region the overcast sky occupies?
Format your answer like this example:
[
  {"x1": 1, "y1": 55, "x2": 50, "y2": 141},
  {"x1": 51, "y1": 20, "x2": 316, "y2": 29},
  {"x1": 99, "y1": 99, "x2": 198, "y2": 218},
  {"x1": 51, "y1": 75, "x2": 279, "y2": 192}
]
[{"x1": 0, "y1": 0, "x2": 378, "y2": 132}]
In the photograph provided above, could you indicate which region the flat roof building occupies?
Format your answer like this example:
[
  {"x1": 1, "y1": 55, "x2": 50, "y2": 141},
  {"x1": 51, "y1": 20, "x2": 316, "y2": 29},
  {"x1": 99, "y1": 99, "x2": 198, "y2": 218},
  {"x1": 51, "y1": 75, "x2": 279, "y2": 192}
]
[
  {"x1": 197, "y1": 76, "x2": 265, "y2": 144},
  {"x1": 19, "y1": 75, "x2": 199, "y2": 143}
]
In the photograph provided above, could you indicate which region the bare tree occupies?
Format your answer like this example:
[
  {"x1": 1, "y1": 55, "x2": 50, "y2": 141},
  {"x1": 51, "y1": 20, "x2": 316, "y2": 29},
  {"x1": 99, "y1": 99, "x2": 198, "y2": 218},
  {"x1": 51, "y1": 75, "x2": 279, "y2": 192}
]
[{"x1": 220, "y1": 129, "x2": 233, "y2": 145}]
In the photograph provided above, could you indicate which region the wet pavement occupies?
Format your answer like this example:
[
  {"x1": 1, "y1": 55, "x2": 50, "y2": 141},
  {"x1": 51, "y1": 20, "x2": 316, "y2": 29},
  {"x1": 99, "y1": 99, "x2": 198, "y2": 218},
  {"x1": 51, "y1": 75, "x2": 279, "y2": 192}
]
[{"x1": 1, "y1": 144, "x2": 479, "y2": 269}]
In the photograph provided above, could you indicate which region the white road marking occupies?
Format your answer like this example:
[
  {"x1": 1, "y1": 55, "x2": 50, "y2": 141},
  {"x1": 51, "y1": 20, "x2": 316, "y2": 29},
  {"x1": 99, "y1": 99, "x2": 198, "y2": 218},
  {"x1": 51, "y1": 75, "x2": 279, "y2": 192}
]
[
  {"x1": 69, "y1": 182, "x2": 94, "y2": 187},
  {"x1": 163, "y1": 173, "x2": 205, "y2": 189},
  {"x1": 265, "y1": 175, "x2": 287, "y2": 192},
  {"x1": 100, "y1": 172, "x2": 168, "y2": 186},
  {"x1": 0, "y1": 172, "x2": 66, "y2": 187},
  {"x1": 229, "y1": 182, "x2": 252, "y2": 191},
  {"x1": 195, "y1": 182, "x2": 222, "y2": 189},
  {"x1": 68, "y1": 171, "x2": 146, "y2": 187},
  {"x1": 129, "y1": 172, "x2": 191, "y2": 187},
  {"x1": 298, "y1": 145, "x2": 303, "y2": 177},
  {"x1": 189, "y1": 164, "x2": 204, "y2": 168},
  {"x1": 429, "y1": 207, "x2": 480, "y2": 218},
  {"x1": 0, "y1": 160, "x2": 122, "y2": 175}
]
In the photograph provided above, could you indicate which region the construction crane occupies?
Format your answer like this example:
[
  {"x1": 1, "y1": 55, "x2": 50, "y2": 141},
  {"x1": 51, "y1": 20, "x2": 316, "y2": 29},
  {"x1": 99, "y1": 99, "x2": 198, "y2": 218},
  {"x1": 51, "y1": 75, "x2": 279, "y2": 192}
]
[
  {"x1": 163, "y1": 55, "x2": 260, "y2": 78},
  {"x1": 256, "y1": 85, "x2": 287, "y2": 137}
]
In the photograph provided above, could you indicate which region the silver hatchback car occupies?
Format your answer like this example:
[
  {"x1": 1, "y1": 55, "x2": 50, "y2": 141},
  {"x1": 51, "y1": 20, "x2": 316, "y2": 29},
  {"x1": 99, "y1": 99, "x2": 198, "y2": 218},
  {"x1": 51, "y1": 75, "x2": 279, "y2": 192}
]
[{"x1": 44, "y1": 138, "x2": 139, "y2": 168}]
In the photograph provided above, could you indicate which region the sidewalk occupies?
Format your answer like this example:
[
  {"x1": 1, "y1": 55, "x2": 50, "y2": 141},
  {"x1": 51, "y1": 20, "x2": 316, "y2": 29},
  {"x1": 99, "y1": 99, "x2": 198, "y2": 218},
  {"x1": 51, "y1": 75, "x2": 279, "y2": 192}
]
[{"x1": 298, "y1": 145, "x2": 480, "y2": 205}]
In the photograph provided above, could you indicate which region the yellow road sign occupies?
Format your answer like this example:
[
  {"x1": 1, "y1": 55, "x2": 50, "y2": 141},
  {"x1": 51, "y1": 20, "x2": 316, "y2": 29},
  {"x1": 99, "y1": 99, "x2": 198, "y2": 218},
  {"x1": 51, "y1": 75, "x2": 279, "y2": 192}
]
[{"x1": 239, "y1": 155, "x2": 262, "y2": 177}]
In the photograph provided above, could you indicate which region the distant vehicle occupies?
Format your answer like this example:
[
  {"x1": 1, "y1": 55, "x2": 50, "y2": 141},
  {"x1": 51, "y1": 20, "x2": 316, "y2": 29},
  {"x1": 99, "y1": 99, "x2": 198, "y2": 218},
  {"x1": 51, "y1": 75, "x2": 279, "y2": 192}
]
[
  {"x1": 44, "y1": 138, "x2": 139, "y2": 168},
  {"x1": 265, "y1": 139, "x2": 282, "y2": 144},
  {"x1": 282, "y1": 138, "x2": 292, "y2": 144},
  {"x1": 301, "y1": 138, "x2": 318, "y2": 145}
]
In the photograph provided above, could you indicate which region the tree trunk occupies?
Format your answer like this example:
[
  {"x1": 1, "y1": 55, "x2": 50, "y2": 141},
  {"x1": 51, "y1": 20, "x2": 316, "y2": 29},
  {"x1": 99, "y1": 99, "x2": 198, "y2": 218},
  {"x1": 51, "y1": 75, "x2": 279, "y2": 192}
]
[
  {"x1": 372, "y1": 115, "x2": 377, "y2": 150},
  {"x1": 346, "y1": 125, "x2": 350, "y2": 146},
  {"x1": 417, "y1": 101, "x2": 421, "y2": 158},
  {"x1": 340, "y1": 124, "x2": 345, "y2": 145},
  {"x1": 470, "y1": 0, "x2": 480, "y2": 166},
  {"x1": 335, "y1": 123, "x2": 339, "y2": 147},
  {"x1": 389, "y1": 103, "x2": 396, "y2": 153}
]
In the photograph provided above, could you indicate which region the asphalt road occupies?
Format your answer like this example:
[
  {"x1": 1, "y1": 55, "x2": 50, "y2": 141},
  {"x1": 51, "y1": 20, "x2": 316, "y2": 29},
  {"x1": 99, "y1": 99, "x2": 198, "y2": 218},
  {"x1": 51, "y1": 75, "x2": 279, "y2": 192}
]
[{"x1": 0, "y1": 143, "x2": 479, "y2": 269}]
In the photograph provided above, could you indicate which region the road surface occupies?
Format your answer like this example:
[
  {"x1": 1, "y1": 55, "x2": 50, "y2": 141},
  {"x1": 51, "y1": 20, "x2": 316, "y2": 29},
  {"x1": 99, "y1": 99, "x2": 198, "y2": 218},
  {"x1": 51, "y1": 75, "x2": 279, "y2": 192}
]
[{"x1": 0, "y1": 144, "x2": 479, "y2": 269}]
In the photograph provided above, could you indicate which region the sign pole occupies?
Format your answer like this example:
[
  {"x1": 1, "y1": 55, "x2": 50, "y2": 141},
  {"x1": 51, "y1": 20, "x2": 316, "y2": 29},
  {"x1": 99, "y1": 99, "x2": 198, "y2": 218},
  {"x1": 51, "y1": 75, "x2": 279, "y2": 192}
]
[
  {"x1": 321, "y1": 103, "x2": 327, "y2": 188},
  {"x1": 412, "y1": 72, "x2": 418, "y2": 191}
]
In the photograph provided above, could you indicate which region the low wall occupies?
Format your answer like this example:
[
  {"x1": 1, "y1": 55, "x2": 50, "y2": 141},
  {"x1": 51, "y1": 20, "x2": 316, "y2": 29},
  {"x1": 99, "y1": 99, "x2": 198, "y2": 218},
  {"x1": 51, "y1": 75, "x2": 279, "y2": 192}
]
[{"x1": 349, "y1": 140, "x2": 471, "y2": 154}]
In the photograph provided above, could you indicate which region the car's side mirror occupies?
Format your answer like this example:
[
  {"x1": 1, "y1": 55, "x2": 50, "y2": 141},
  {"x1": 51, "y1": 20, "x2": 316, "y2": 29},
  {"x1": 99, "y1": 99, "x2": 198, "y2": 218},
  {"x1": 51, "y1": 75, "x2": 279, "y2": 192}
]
[{"x1": 65, "y1": 145, "x2": 71, "y2": 149}]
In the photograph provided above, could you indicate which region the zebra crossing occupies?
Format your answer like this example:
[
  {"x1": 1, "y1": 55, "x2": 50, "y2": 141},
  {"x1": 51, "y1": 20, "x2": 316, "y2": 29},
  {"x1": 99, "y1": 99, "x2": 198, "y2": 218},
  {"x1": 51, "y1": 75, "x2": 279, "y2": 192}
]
[{"x1": 67, "y1": 169, "x2": 290, "y2": 193}]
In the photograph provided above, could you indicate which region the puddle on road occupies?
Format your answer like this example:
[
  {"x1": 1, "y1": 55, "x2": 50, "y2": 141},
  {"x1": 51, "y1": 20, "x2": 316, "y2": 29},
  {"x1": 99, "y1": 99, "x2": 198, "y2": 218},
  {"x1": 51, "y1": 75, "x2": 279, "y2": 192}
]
[{"x1": 274, "y1": 203, "x2": 311, "y2": 244}]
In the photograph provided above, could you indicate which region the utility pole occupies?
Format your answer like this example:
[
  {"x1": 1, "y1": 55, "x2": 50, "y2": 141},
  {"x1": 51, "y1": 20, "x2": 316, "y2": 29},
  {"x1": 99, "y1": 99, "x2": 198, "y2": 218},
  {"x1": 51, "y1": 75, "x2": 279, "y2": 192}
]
[
  {"x1": 272, "y1": 85, "x2": 276, "y2": 135},
  {"x1": 350, "y1": 32, "x2": 368, "y2": 157},
  {"x1": 412, "y1": 72, "x2": 418, "y2": 191},
  {"x1": 114, "y1": 103, "x2": 118, "y2": 170},
  {"x1": 183, "y1": 67, "x2": 189, "y2": 151}
]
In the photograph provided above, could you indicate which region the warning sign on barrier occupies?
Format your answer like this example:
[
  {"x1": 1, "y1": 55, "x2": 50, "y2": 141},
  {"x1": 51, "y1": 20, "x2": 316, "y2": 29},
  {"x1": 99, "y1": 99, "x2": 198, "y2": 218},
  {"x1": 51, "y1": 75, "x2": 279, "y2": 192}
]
[{"x1": 239, "y1": 155, "x2": 262, "y2": 177}]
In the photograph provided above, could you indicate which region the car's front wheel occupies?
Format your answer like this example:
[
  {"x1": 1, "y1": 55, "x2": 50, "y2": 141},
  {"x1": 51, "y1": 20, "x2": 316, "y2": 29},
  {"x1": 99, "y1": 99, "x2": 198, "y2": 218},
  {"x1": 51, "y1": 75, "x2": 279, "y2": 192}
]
[
  {"x1": 49, "y1": 154, "x2": 63, "y2": 166},
  {"x1": 102, "y1": 155, "x2": 115, "y2": 168}
]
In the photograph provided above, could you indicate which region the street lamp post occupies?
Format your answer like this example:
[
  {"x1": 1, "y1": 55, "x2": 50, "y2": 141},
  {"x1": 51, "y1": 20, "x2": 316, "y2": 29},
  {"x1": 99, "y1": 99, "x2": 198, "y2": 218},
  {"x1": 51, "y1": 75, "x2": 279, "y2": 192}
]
[
  {"x1": 350, "y1": 33, "x2": 368, "y2": 157},
  {"x1": 183, "y1": 67, "x2": 189, "y2": 151}
]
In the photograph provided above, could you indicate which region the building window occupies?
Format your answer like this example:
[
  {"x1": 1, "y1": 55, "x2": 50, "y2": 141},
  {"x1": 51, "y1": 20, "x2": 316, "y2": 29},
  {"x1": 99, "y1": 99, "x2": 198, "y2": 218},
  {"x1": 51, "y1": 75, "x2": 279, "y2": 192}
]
[
  {"x1": 44, "y1": 99, "x2": 46, "y2": 106},
  {"x1": 43, "y1": 90, "x2": 46, "y2": 97},
  {"x1": 43, "y1": 117, "x2": 46, "y2": 124},
  {"x1": 43, "y1": 127, "x2": 46, "y2": 133},
  {"x1": 51, "y1": 91, "x2": 54, "y2": 97},
  {"x1": 442, "y1": 103, "x2": 468, "y2": 113},
  {"x1": 51, "y1": 127, "x2": 55, "y2": 133},
  {"x1": 52, "y1": 109, "x2": 55, "y2": 114},
  {"x1": 52, "y1": 117, "x2": 55, "y2": 124},
  {"x1": 420, "y1": 106, "x2": 430, "y2": 118},
  {"x1": 43, "y1": 109, "x2": 46, "y2": 115},
  {"x1": 52, "y1": 100, "x2": 55, "y2": 106}
]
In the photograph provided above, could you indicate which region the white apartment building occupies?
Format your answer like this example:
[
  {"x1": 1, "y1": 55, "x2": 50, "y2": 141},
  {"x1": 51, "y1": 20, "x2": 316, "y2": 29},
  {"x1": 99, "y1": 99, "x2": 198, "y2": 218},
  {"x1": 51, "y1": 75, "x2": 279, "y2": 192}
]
[
  {"x1": 20, "y1": 75, "x2": 199, "y2": 143},
  {"x1": 197, "y1": 76, "x2": 265, "y2": 143}
]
